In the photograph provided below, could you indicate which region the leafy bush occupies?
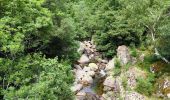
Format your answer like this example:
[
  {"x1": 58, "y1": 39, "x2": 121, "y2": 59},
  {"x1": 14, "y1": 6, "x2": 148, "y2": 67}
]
[
  {"x1": 135, "y1": 73, "x2": 155, "y2": 96},
  {"x1": 0, "y1": 0, "x2": 77, "y2": 99},
  {"x1": 137, "y1": 54, "x2": 158, "y2": 72},
  {"x1": 1, "y1": 54, "x2": 74, "y2": 100},
  {"x1": 0, "y1": 0, "x2": 79, "y2": 61},
  {"x1": 130, "y1": 47, "x2": 138, "y2": 57}
]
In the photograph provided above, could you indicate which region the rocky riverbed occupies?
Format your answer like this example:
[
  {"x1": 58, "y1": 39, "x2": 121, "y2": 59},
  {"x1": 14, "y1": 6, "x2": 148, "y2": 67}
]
[
  {"x1": 71, "y1": 40, "x2": 108, "y2": 100},
  {"x1": 71, "y1": 40, "x2": 146, "y2": 100}
]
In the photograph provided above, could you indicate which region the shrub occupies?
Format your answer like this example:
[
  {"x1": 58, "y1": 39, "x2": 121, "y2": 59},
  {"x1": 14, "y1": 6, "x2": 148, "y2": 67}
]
[
  {"x1": 135, "y1": 73, "x2": 155, "y2": 96},
  {"x1": 1, "y1": 54, "x2": 74, "y2": 100},
  {"x1": 130, "y1": 48, "x2": 138, "y2": 57},
  {"x1": 113, "y1": 58, "x2": 121, "y2": 76}
]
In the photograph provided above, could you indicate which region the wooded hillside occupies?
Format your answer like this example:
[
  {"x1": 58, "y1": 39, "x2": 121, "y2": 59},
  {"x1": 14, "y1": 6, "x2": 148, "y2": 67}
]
[{"x1": 0, "y1": 0, "x2": 170, "y2": 99}]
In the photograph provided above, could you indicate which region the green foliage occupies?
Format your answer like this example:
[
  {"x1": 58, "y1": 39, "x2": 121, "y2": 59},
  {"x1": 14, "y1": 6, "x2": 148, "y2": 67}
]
[
  {"x1": 135, "y1": 73, "x2": 155, "y2": 96},
  {"x1": 1, "y1": 54, "x2": 74, "y2": 100},
  {"x1": 114, "y1": 58, "x2": 121, "y2": 68},
  {"x1": 130, "y1": 48, "x2": 138, "y2": 58},
  {"x1": 122, "y1": 76, "x2": 128, "y2": 90},
  {"x1": 0, "y1": 0, "x2": 78, "y2": 99},
  {"x1": 113, "y1": 68, "x2": 121, "y2": 76},
  {"x1": 0, "y1": 0, "x2": 53, "y2": 53},
  {"x1": 1, "y1": 0, "x2": 170, "y2": 99},
  {"x1": 136, "y1": 53, "x2": 159, "y2": 72},
  {"x1": 68, "y1": 1, "x2": 98, "y2": 39},
  {"x1": 144, "y1": 54, "x2": 159, "y2": 64},
  {"x1": 0, "y1": 0, "x2": 79, "y2": 61},
  {"x1": 69, "y1": 0, "x2": 170, "y2": 59},
  {"x1": 156, "y1": 15, "x2": 170, "y2": 60},
  {"x1": 113, "y1": 58, "x2": 121, "y2": 76}
]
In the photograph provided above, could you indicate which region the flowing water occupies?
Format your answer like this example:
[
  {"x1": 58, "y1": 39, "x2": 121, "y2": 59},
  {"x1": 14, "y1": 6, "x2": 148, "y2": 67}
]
[{"x1": 74, "y1": 40, "x2": 108, "y2": 99}]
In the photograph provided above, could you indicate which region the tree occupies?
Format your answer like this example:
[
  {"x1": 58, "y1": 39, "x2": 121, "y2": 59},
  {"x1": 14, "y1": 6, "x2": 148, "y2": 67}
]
[
  {"x1": 1, "y1": 54, "x2": 74, "y2": 100},
  {"x1": 0, "y1": 0, "x2": 77, "y2": 99}
]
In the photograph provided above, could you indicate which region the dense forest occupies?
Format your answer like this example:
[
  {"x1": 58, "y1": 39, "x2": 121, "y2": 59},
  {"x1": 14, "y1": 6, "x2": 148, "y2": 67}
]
[{"x1": 0, "y1": 0, "x2": 170, "y2": 100}]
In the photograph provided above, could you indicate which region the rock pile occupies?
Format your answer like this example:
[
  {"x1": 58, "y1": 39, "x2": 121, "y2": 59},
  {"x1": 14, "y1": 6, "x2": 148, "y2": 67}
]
[
  {"x1": 72, "y1": 42, "x2": 146, "y2": 100},
  {"x1": 72, "y1": 41, "x2": 109, "y2": 100}
]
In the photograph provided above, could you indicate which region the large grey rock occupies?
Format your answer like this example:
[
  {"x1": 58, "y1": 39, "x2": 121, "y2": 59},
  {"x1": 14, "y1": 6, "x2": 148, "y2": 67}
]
[
  {"x1": 103, "y1": 76, "x2": 115, "y2": 88},
  {"x1": 74, "y1": 64, "x2": 82, "y2": 70},
  {"x1": 71, "y1": 84, "x2": 83, "y2": 93},
  {"x1": 83, "y1": 66, "x2": 91, "y2": 72},
  {"x1": 125, "y1": 91, "x2": 145, "y2": 100},
  {"x1": 81, "y1": 76, "x2": 93, "y2": 85},
  {"x1": 78, "y1": 54, "x2": 90, "y2": 64},
  {"x1": 105, "y1": 58, "x2": 115, "y2": 71},
  {"x1": 77, "y1": 42, "x2": 85, "y2": 54},
  {"x1": 75, "y1": 67, "x2": 95, "y2": 82},
  {"x1": 75, "y1": 69, "x2": 86, "y2": 81},
  {"x1": 125, "y1": 67, "x2": 147, "y2": 89},
  {"x1": 83, "y1": 66, "x2": 95, "y2": 77},
  {"x1": 76, "y1": 91, "x2": 86, "y2": 96},
  {"x1": 117, "y1": 45, "x2": 131, "y2": 65},
  {"x1": 103, "y1": 86, "x2": 112, "y2": 91},
  {"x1": 87, "y1": 71, "x2": 95, "y2": 77},
  {"x1": 88, "y1": 63, "x2": 98, "y2": 71},
  {"x1": 89, "y1": 54, "x2": 95, "y2": 60}
]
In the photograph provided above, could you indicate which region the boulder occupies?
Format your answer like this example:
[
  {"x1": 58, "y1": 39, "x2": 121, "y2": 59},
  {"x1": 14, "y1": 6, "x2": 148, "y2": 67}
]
[
  {"x1": 83, "y1": 66, "x2": 91, "y2": 72},
  {"x1": 77, "y1": 42, "x2": 85, "y2": 54},
  {"x1": 103, "y1": 86, "x2": 112, "y2": 91},
  {"x1": 127, "y1": 72, "x2": 136, "y2": 89},
  {"x1": 76, "y1": 91, "x2": 86, "y2": 96},
  {"x1": 83, "y1": 66, "x2": 95, "y2": 77},
  {"x1": 125, "y1": 91, "x2": 145, "y2": 100},
  {"x1": 117, "y1": 45, "x2": 131, "y2": 65},
  {"x1": 88, "y1": 63, "x2": 98, "y2": 71},
  {"x1": 105, "y1": 58, "x2": 115, "y2": 71},
  {"x1": 87, "y1": 71, "x2": 95, "y2": 77},
  {"x1": 78, "y1": 54, "x2": 90, "y2": 64},
  {"x1": 81, "y1": 76, "x2": 93, "y2": 85},
  {"x1": 71, "y1": 84, "x2": 83, "y2": 93},
  {"x1": 125, "y1": 67, "x2": 147, "y2": 89},
  {"x1": 103, "y1": 76, "x2": 115, "y2": 88},
  {"x1": 75, "y1": 69, "x2": 86, "y2": 81},
  {"x1": 101, "y1": 59, "x2": 108, "y2": 64},
  {"x1": 89, "y1": 54, "x2": 95, "y2": 60},
  {"x1": 74, "y1": 64, "x2": 82, "y2": 70}
]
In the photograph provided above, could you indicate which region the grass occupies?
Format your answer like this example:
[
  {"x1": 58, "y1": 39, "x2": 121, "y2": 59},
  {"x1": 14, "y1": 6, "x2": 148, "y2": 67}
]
[
  {"x1": 135, "y1": 74, "x2": 155, "y2": 96},
  {"x1": 113, "y1": 58, "x2": 122, "y2": 76}
]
